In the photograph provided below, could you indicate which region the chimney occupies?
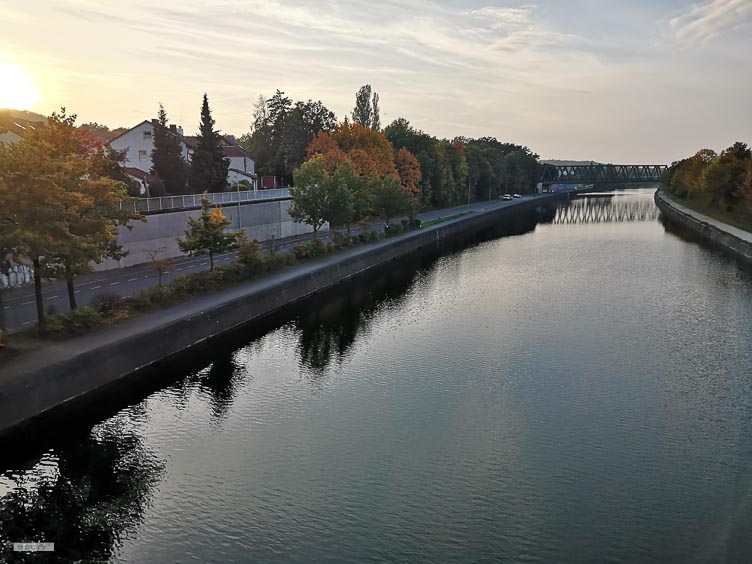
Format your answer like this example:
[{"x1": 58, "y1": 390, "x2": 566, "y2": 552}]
[
  {"x1": 169, "y1": 124, "x2": 177, "y2": 132},
  {"x1": 151, "y1": 118, "x2": 158, "y2": 126},
  {"x1": 176, "y1": 126, "x2": 184, "y2": 136}
]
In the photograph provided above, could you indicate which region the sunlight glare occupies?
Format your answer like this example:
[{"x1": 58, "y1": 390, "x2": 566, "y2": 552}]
[{"x1": 0, "y1": 61, "x2": 40, "y2": 110}]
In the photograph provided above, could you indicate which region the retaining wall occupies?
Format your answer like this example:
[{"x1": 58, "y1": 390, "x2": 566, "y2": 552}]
[
  {"x1": 96, "y1": 198, "x2": 320, "y2": 271},
  {"x1": 655, "y1": 192, "x2": 752, "y2": 263},
  {"x1": 0, "y1": 196, "x2": 559, "y2": 439}
]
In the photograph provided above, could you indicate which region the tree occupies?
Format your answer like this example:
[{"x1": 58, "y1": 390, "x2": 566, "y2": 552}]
[
  {"x1": 151, "y1": 104, "x2": 188, "y2": 195},
  {"x1": 352, "y1": 85, "x2": 381, "y2": 130},
  {"x1": 0, "y1": 211, "x2": 19, "y2": 339},
  {"x1": 327, "y1": 162, "x2": 356, "y2": 230},
  {"x1": 189, "y1": 94, "x2": 229, "y2": 193},
  {"x1": 289, "y1": 157, "x2": 330, "y2": 238},
  {"x1": 0, "y1": 109, "x2": 140, "y2": 322},
  {"x1": 395, "y1": 147, "x2": 422, "y2": 193},
  {"x1": 372, "y1": 92, "x2": 381, "y2": 131},
  {"x1": 177, "y1": 196, "x2": 238, "y2": 271},
  {"x1": 373, "y1": 175, "x2": 416, "y2": 225},
  {"x1": 352, "y1": 84, "x2": 373, "y2": 128},
  {"x1": 145, "y1": 247, "x2": 174, "y2": 288},
  {"x1": 701, "y1": 142, "x2": 751, "y2": 208}
]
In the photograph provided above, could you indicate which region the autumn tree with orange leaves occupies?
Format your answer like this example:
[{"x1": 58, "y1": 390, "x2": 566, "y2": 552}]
[{"x1": 395, "y1": 147, "x2": 422, "y2": 193}]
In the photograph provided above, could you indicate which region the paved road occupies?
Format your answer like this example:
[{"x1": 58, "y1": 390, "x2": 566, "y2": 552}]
[{"x1": 2, "y1": 196, "x2": 540, "y2": 334}]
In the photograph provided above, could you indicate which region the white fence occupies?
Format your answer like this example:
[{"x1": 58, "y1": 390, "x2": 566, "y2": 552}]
[{"x1": 118, "y1": 188, "x2": 292, "y2": 214}]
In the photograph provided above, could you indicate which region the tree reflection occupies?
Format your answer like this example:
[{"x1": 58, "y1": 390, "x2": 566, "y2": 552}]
[
  {"x1": 198, "y1": 352, "x2": 240, "y2": 421},
  {"x1": 0, "y1": 418, "x2": 164, "y2": 563},
  {"x1": 296, "y1": 261, "x2": 425, "y2": 375}
]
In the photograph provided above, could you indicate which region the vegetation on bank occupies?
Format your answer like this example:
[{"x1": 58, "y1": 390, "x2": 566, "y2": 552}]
[
  {"x1": 664, "y1": 142, "x2": 752, "y2": 232},
  {"x1": 32, "y1": 210, "x2": 423, "y2": 340}
]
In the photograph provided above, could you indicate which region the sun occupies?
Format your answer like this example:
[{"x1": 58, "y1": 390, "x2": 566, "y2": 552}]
[{"x1": 0, "y1": 62, "x2": 40, "y2": 110}]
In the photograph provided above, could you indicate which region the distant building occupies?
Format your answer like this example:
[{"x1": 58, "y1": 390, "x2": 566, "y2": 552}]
[
  {"x1": 109, "y1": 119, "x2": 256, "y2": 190},
  {"x1": 0, "y1": 110, "x2": 46, "y2": 145}
]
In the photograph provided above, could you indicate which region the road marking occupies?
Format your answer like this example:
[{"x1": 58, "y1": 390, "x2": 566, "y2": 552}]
[
  {"x1": 22, "y1": 300, "x2": 34, "y2": 305},
  {"x1": 223, "y1": 257, "x2": 231, "y2": 261},
  {"x1": 22, "y1": 321, "x2": 32, "y2": 326},
  {"x1": 74, "y1": 291, "x2": 80, "y2": 294},
  {"x1": 91, "y1": 285, "x2": 102, "y2": 290},
  {"x1": 175, "y1": 268, "x2": 183, "y2": 271},
  {"x1": 45, "y1": 295, "x2": 58, "y2": 300},
  {"x1": 200, "y1": 262, "x2": 208, "y2": 266},
  {"x1": 188, "y1": 265, "x2": 196, "y2": 268},
  {"x1": 143, "y1": 276, "x2": 149, "y2": 279},
  {"x1": 78, "y1": 279, "x2": 107, "y2": 287},
  {"x1": 3, "y1": 306, "x2": 8, "y2": 310},
  {"x1": 109, "y1": 282, "x2": 120, "y2": 286},
  {"x1": 128, "y1": 278, "x2": 138, "y2": 282}
]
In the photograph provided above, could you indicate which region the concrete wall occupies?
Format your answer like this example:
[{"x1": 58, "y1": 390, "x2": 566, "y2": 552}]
[
  {"x1": 655, "y1": 192, "x2": 752, "y2": 263},
  {"x1": 0, "y1": 195, "x2": 562, "y2": 440},
  {"x1": 96, "y1": 199, "x2": 320, "y2": 270}
]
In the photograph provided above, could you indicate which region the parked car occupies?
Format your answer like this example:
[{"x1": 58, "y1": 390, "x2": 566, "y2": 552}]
[
  {"x1": 513, "y1": 193, "x2": 522, "y2": 198},
  {"x1": 501, "y1": 194, "x2": 513, "y2": 201}
]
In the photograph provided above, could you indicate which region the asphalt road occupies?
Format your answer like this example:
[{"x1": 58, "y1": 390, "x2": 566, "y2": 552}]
[{"x1": 2, "y1": 196, "x2": 539, "y2": 334}]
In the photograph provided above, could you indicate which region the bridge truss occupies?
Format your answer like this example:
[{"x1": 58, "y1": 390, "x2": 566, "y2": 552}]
[{"x1": 540, "y1": 164, "x2": 668, "y2": 185}]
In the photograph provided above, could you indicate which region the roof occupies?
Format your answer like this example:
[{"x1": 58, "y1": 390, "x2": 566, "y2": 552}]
[
  {"x1": 223, "y1": 144, "x2": 253, "y2": 159},
  {"x1": 109, "y1": 119, "x2": 198, "y2": 149},
  {"x1": 123, "y1": 167, "x2": 158, "y2": 184},
  {"x1": 0, "y1": 113, "x2": 45, "y2": 139},
  {"x1": 229, "y1": 168, "x2": 256, "y2": 179}
]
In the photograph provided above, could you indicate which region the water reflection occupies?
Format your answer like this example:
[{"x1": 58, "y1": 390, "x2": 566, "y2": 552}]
[
  {"x1": 0, "y1": 416, "x2": 164, "y2": 563},
  {"x1": 197, "y1": 352, "x2": 241, "y2": 421},
  {"x1": 554, "y1": 193, "x2": 660, "y2": 224}
]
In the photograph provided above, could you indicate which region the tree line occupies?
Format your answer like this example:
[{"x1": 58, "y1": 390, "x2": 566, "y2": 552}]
[{"x1": 664, "y1": 142, "x2": 752, "y2": 219}]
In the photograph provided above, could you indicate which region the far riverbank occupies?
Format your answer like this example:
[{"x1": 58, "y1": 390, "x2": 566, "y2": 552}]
[{"x1": 655, "y1": 190, "x2": 752, "y2": 263}]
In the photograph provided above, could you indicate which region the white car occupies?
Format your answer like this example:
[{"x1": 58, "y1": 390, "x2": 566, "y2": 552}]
[
  {"x1": 513, "y1": 193, "x2": 522, "y2": 198},
  {"x1": 501, "y1": 194, "x2": 513, "y2": 201}
]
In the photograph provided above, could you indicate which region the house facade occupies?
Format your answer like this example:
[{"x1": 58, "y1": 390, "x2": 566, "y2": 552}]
[{"x1": 109, "y1": 119, "x2": 256, "y2": 189}]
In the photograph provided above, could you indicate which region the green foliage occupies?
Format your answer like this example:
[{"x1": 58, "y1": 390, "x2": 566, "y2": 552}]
[
  {"x1": 373, "y1": 175, "x2": 416, "y2": 224},
  {"x1": 151, "y1": 104, "x2": 188, "y2": 194},
  {"x1": 352, "y1": 85, "x2": 380, "y2": 130},
  {"x1": 177, "y1": 196, "x2": 239, "y2": 270},
  {"x1": 90, "y1": 293, "x2": 123, "y2": 314},
  {"x1": 39, "y1": 307, "x2": 103, "y2": 336},
  {"x1": 292, "y1": 239, "x2": 328, "y2": 260},
  {"x1": 237, "y1": 235, "x2": 266, "y2": 276},
  {"x1": 666, "y1": 143, "x2": 752, "y2": 213},
  {"x1": 189, "y1": 94, "x2": 230, "y2": 193},
  {"x1": 289, "y1": 157, "x2": 330, "y2": 237},
  {"x1": 240, "y1": 91, "x2": 337, "y2": 185}
]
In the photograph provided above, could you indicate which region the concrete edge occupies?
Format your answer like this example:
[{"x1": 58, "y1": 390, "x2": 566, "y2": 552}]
[{"x1": 655, "y1": 191, "x2": 752, "y2": 264}]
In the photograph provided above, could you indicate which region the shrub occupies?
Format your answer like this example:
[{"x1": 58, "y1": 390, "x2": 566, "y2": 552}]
[
  {"x1": 385, "y1": 223, "x2": 403, "y2": 235},
  {"x1": 292, "y1": 242, "x2": 311, "y2": 260},
  {"x1": 265, "y1": 254, "x2": 289, "y2": 272},
  {"x1": 408, "y1": 216, "x2": 422, "y2": 230},
  {"x1": 170, "y1": 271, "x2": 219, "y2": 294},
  {"x1": 331, "y1": 231, "x2": 351, "y2": 249},
  {"x1": 310, "y1": 238, "x2": 327, "y2": 257},
  {"x1": 238, "y1": 236, "x2": 266, "y2": 276},
  {"x1": 40, "y1": 307, "x2": 103, "y2": 336},
  {"x1": 91, "y1": 293, "x2": 122, "y2": 314},
  {"x1": 128, "y1": 286, "x2": 172, "y2": 310}
]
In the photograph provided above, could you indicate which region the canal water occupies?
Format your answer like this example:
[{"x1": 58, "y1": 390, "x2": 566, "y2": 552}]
[{"x1": 2, "y1": 189, "x2": 752, "y2": 563}]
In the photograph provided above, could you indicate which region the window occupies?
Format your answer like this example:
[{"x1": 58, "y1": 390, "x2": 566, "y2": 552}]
[
  {"x1": 138, "y1": 150, "x2": 148, "y2": 162},
  {"x1": 143, "y1": 130, "x2": 152, "y2": 141}
]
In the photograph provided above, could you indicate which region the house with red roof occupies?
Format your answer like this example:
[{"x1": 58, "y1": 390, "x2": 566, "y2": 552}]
[{"x1": 109, "y1": 119, "x2": 256, "y2": 191}]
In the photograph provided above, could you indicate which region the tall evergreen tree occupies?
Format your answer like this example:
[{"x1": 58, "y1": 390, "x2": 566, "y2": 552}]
[
  {"x1": 190, "y1": 94, "x2": 229, "y2": 193},
  {"x1": 151, "y1": 104, "x2": 188, "y2": 195}
]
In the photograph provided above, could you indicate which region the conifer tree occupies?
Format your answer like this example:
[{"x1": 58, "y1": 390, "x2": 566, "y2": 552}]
[
  {"x1": 151, "y1": 104, "x2": 188, "y2": 195},
  {"x1": 190, "y1": 94, "x2": 229, "y2": 193}
]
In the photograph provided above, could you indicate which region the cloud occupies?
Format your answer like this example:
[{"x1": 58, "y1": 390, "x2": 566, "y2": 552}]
[{"x1": 670, "y1": 0, "x2": 752, "y2": 44}]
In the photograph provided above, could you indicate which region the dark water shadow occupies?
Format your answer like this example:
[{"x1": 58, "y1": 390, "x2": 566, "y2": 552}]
[{"x1": 0, "y1": 417, "x2": 165, "y2": 563}]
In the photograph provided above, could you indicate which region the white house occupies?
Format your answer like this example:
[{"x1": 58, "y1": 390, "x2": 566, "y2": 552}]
[{"x1": 109, "y1": 119, "x2": 256, "y2": 189}]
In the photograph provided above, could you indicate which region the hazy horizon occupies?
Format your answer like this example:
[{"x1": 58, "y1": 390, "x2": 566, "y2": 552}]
[{"x1": 1, "y1": 0, "x2": 750, "y2": 163}]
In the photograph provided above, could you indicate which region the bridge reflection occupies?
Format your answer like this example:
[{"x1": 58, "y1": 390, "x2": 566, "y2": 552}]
[{"x1": 553, "y1": 195, "x2": 660, "y2": 225}]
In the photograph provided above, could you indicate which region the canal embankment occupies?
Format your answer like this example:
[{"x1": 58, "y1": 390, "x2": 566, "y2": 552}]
[
  {"x1": 655, "y1": 191, "x2": 752, "y2": 263},
  {"x1": 0, "y1": 194, "x2": 562, "y2": 439}
]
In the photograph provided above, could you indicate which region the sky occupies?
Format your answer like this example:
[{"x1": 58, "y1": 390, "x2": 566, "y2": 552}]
[{"x1": 0, "y1": 0, "x2": 750, "y2": 163}]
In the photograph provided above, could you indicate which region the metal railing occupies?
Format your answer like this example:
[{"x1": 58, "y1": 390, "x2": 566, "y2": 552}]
[{"x1": 118, "y1": 188, "x2": 291, "y2": 214}]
